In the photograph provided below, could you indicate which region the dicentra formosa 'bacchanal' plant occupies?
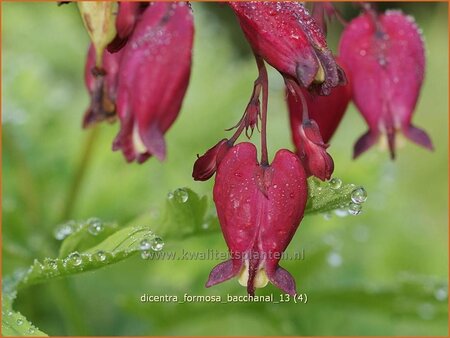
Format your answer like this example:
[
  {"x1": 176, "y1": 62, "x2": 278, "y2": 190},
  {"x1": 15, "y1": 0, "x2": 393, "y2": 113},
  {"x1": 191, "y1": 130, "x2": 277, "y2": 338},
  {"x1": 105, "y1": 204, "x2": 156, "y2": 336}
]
[{"x1": 74, "y1": 2, "x2": 433, "y2": 295}]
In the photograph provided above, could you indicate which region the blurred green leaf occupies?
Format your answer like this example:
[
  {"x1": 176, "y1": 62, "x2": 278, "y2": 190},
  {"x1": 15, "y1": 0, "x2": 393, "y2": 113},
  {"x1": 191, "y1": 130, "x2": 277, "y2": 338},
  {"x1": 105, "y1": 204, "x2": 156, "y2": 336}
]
[{"x1": 2, "y1": 293, "x2": 47, "y2": 336}]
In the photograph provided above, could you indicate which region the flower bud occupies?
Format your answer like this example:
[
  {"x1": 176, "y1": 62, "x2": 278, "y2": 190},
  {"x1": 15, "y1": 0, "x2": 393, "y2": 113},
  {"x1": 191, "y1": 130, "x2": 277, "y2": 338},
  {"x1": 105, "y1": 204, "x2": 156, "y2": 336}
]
[
  {"x1": 295, "y1": 119, "x2": 334, "y2": 181},
  {"x1": 193, "y1": 139, "x2": 231, "y2": 181}
]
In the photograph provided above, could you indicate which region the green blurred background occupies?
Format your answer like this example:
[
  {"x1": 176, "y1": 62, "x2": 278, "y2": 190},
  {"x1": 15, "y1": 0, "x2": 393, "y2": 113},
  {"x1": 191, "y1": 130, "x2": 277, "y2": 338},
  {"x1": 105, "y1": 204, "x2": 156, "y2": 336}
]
[{"x1": 2, "y1": 2, "x2": 448, "y2": 336}]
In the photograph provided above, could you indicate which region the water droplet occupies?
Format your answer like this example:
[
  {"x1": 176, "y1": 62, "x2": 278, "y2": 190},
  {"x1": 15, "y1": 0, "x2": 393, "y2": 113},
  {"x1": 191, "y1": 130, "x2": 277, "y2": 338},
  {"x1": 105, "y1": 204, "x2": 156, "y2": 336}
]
[
  {"x1": 67, "y1": 252, "x2": 82, "y2": 266},
  {"x1": 16, "y1": 318, "x2": 23, "y2": 326},
  {"x1": 348, "y1": 203, "x2": 362, "y2": 216},
  {"x1": 329, "y1": 178, "x2": 342, "y2": 189},
  {"x1": 201, "y1": 222, "x2": 210, "y2": 230},
  {"x1": 434, "y1": 287, "x2": 448, "y2": 301},
  {"x1": 174, "y1": 188, "x2": 189, "y2": 203},
  {"x1": 139, "y1": 239, "x2": 151, "y2": 251},
  {"x1": 322, "y1": 212, "x2": 332, "y2": 220},
  {"x1": 327, "y1": 251, "x2": 342, "y2": 267},
  {"x1": 54, "y1": 221, "x2": 76, "y2": 240},
  {"x1": 7, "y1": 310, "x2": 13, "y2": 317},
  {"x1": 151, "y1": 236, "x2": 164, "y2": 251},
  {"x1": 28, "y1": 327, "x2": 36, "y2": 334},
  {"x1": 359, "y1": 49, "x2": 367, "y2": 56},
  {"x1": 167, "y1": 191, "x2": 174, "y2": 200},
  {"x1": 351, "y1": 187, "x2": 367, "y2": 204},
  {"x1": 87, "y1": 218, "x2": 103, "y2": 235},
  {"x1": 141, "y1": 250, "x2": 150, "y2": 260},
  {"x1": 44, "y1": 258, "x2": 58, "y2": 270},
  {"x1": 417, "y1": 302, "x2": 435, "y2": 320},
  {"x1": 334, "y1": 209, "x2": 349, "y2": 217},
  {"x1": 95, "y1": 250, "x2": 107, "y2": 262}
]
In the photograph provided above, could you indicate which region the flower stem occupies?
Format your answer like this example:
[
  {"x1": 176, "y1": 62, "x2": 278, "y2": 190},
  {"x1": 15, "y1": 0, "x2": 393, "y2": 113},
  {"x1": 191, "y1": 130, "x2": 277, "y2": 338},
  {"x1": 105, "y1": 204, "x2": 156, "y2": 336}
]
[
  {"x1": 255, "y1": 55, "x2": 269, "y2": 166},
  {"x1": 59, "y1": 126, "x2": 100, "y2": 222}
]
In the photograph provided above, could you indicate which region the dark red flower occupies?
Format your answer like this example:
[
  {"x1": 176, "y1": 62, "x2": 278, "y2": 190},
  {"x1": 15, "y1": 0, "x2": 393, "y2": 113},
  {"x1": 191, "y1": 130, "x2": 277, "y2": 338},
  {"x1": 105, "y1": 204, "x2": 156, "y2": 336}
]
[
  {"x1": 339, "y1": 10, "x2": 433, "y2": 159},
  {"x1": 192, "y1": 139, "x2": 231, "y2": 181},
  {"x1": 83, "y1": 44, "x2": 123, "y2": 128},
  {"x1": 107, "y1": 2, "x2": 148, "y2": 53},
  {"x1": 113, "y1": 2, "x2": 194, "y2": 163},
  {"x1": 206, "y1": 142, "x2": 308, "y2": 295},
  {"x1": 287, "y1": 60, "x2": 352, "y2": 144},
  {"x1": 229, "y1": 1, "x2": 345, "y2": 94}
]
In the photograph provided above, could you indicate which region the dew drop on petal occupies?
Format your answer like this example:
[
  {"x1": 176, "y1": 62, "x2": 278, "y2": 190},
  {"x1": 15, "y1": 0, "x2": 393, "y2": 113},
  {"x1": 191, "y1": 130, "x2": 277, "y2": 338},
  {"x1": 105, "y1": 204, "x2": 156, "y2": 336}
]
[{"x1": 16, "y1": 318, "x2": 23, "y2": 326}]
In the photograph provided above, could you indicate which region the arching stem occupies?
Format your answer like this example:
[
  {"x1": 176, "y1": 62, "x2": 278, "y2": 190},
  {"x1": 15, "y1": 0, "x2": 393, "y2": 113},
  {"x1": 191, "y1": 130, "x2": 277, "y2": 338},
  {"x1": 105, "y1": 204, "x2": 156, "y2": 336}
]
[{"x1": 255, "y1": 55, "x2": 269, "y2": 166}]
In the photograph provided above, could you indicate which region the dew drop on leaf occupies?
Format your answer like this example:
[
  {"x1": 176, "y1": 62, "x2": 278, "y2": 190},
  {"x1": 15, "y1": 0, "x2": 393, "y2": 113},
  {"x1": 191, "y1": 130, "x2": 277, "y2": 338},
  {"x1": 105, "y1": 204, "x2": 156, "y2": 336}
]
[
  {"x1": 87, "y1": 218, "x2": 104, "y2": 235},
  {"x1": 348, "y1": 202, "x2": 362, "y2": 216},
  {"x1": 351, "y1": 187, "x2": 367, "y2": 204},
  {"x1": 139, "y1": 239, "x2": 151, "y2": 251},
  {"x1": 174, "y1": 188, "x2": 189, "y2": 203},
  {"x1": 151, "y1": 236, "x2": 164, "y2": 251},
  {"x1": 329, "y1": 177, "x2": 342, "y2": 189}
]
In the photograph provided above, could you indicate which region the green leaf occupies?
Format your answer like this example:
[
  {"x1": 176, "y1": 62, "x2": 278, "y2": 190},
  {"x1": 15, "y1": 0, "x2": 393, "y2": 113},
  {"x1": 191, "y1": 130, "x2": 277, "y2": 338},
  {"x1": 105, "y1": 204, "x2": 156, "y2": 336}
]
[
  {"x1": 305, "y1": 177, "x2": 366, "y2": 215},
  {"x1": 2, "y1": 291, "x2": 47, "y2": 336},
  {"x1": 58, "y1": 219, "x2": 118, "y2": 258},
  {"x1": 153, "y1": 187, "x2": 220, "y2": 239},
  {"x1": 16, "y1": 225, "x2": 158, "y2": 290}
]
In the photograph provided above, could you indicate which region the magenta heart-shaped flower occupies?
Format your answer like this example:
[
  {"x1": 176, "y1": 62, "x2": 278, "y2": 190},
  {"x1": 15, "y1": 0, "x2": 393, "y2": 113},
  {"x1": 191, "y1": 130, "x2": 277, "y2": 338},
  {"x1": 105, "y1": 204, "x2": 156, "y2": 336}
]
[
  {"x1": 339, "y1": 10, "x2": 433, "y2": 159},
  {"x1": 113, "y1": 2, "x2": 194, "y2": 163},
  {"x1": 206, "y1": 142, "x2": 307, "y2": 295}
]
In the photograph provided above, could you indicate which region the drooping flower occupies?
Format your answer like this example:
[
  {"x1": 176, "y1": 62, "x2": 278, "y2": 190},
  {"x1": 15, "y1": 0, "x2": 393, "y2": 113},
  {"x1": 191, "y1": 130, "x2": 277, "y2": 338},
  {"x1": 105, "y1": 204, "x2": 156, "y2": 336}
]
[
  {"x1": 339, "y1": 10, "x2": 433, "y2": 159},
  {"x1": 192, "y1": 139, "x2": 231, "y2": 181},
  {"x1": 229, "y1": 1, "x2": 345, "y2": 94},
  {"x1": 287, "y1": 60, "x2": 352, "y2": 144},
  {"x1": 113, "y1": 2, "x2": 194, "y2": 163},
  {"x1": 107, "y1": 2, "x2": 148, "y2": 53},
  {"x1": 206, "y1": 142, "x2": 308, "y2": 295},
  {"x1": 83, "y1": 44, "x2": 123, "y2": 128}
]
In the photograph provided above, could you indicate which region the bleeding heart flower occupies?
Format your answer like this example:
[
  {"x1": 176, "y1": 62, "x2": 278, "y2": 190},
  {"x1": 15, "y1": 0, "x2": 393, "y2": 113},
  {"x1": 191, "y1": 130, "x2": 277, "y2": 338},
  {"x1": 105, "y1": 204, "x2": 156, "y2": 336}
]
[
  {"x1": 192, "y1": 139, "x2": 231, "y2": 181},
  {"x1": 107, "y1": 2, "x2": 148, "y2": 53},
  {"x1": 229, "y1": 1, "x2": 345, "y2": 94},
  {"x1": 83, "y1": 43, "x2": 123, "y2": 128},
  {"x1": 206, "y1": 142, "x2": 308, "y2": 295},
  {"x1": 113, "y1": 2, "x2": 194, "y2": 163},
  {"x1": 287, "y1": 60, "x2": 352, "y2": 144},
  {"x1": 339, "y1": 10, "x2": 433, "y2": 159}
]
